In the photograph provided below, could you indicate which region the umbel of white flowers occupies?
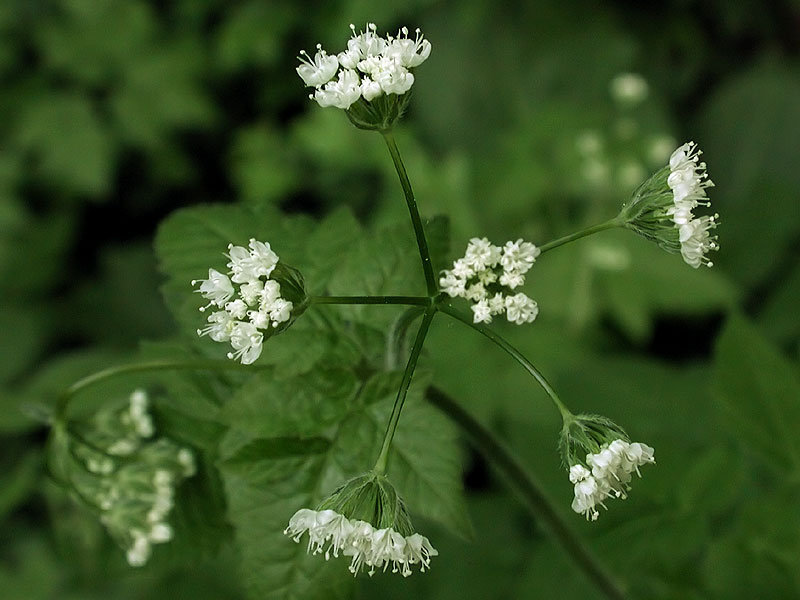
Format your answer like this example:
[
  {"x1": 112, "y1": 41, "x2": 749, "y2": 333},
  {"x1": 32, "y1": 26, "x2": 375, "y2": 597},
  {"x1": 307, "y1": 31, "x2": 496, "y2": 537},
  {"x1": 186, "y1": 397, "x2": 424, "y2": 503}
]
[
  {"x1": 63, "y1": 389, "x2": 197, "y2": 566},
  {"x1": 284, "y1": 473, "x2": 437, "y2": 577},
  {"x1": 297, "y1": 23, "x2": 431, "y2": 130},
  {"x1": 193, "y1": 239, "x2": 306, "y2": 364},
  {"x1": 559, "y1": 414, "x2": 654, "y2": 521},
  {"x1": 440, "y1": 237, "x2": 540, "y2": 324},
  {"x1": 621, "y1": 141, "x2": 718, "y2": 268}
]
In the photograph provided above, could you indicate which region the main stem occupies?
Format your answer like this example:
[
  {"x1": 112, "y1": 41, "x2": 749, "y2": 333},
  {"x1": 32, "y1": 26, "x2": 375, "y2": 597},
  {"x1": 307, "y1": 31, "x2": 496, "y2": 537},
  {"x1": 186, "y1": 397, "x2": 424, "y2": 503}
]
[
  {"x1": 439, "y1": 302, "x2": 573, "y2": 422},
  {"x1": 426, "y1": 387, "x2": 628, "y2": 600},
  {"x1": 538, "y1": 217, "x2": 623, "y2": 254},
  {"x1": 373, "y1": 305, "x2": 437, "y2": 474},
  {"x1": 381, "y1": 129, "x2": 438, "y2": 296}
]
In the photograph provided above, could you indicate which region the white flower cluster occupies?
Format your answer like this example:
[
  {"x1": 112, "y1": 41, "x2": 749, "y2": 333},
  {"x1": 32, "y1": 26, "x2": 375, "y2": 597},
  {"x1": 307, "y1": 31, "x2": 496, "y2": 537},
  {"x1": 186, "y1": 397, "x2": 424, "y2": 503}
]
[
  {"x1": 440, "y1": 237, "x2": 540, "y2": 325},
  {"x1": 666, "y1": 142, "x2": 718, "y2": 268},
  {"x1": 568, "y1": 439, "x2": 655, "y2": 521},
  {"x1": 193, "y1": 239, "x2": 293, "y2": 365},
  {"x1": 297, "y1": 23, "x2": 431, "y2": 109},
  {"x1": 68, "y1": 390, "x2": 197, "y2": 567},
  {"x1": 284, "y1": 508, "x2": 437, "y2": 577}
]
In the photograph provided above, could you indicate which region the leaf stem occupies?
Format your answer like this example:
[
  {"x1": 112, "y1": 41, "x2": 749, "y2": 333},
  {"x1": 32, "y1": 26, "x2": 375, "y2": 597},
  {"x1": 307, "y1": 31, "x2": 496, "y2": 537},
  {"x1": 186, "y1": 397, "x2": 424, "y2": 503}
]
[
  {"x1": 538, "y1": 217, "x2": 623, "y2": 254},
  {"x1": 310, "y1": 295, "x2": 430, "y2": 306},
  {"x1": 426, "y1": 387, "x2": 628, "y2": 600},
  {"x1": 373, "y1": 305, "x2": 437, "y2": 475},
  {"x1": 381, "y1": 130, "x2": 438, "y2": 296},
  {"x1": 438, "y1": 302, "x2": 573, "y2": 422},
  {"x1": 56, "y1": 359, "x2": 267, "y2": 421}
]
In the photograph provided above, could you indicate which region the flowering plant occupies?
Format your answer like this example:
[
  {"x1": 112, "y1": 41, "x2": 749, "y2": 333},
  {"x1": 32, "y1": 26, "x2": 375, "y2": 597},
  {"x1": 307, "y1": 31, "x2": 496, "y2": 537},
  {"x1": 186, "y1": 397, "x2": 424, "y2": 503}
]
[{"x1": 43, "y1": 19, "x2": 728, "y2": 600}]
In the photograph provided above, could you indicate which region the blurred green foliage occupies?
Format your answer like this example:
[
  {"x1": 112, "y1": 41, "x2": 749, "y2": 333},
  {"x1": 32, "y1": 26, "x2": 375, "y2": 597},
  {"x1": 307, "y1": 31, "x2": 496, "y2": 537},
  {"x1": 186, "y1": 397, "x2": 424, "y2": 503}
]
[{"x1": 1, "y1": 0, "x2": 799, "y2": 598}]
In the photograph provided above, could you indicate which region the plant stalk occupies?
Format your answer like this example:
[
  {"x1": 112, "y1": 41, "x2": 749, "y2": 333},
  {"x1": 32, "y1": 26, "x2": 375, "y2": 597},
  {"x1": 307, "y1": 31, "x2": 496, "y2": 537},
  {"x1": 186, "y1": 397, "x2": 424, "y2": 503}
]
[
  {"x1": 438, "y1": 302, "x2": 573, "y2": 422},
  {"x1": 538, "y1": 217, "x2": 623, "y2": 254},
  {"x1": 381, "y1": 130, "x2": 438, "y2": 296},
  {"x1": 427, "y1": 387, "x2": 628, "y2": 600},
  {"x1": 373, "y1": 305, "x2": 437, "y2": 474}
]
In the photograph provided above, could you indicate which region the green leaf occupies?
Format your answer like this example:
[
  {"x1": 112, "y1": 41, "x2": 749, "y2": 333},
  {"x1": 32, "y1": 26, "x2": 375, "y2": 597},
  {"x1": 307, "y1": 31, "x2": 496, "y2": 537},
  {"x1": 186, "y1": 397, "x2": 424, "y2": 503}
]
[
  {"x1": 698, "y1": 62, "x2": 800, "y2": 288},
  {"x1": 154, "y1": 203, "x2": 314, "y2": 341},
  {"x1": 229, "y1": 124, "x2": 297, "y2": 208},
  {"x1": 424, "y1": 215, "x2": 451, "y2": 276},
  {"x1": 0, "y1": 450, "x2": 41, "y2": 524},
  {"x1": 327, "y1": 222, "x2": 425, "y2": 332},
  {"x1": 533, "y1": 231, "x2": 737, "y2": 341},
  {"x1": 111, "y1": 40, "x2": 214, "y2": 149},
  {"x1": 217, "y1": 365, "x2": 469, "y2": 599},
  {"x1": 713, "y1": 314, "x2": 800, "y2": 476},
  {"x1": 305, "y1": 207, "x2": 363, "y2": 293},
  {"x1": 14, "y1": 92, "x2": 115, "y2": 196}
]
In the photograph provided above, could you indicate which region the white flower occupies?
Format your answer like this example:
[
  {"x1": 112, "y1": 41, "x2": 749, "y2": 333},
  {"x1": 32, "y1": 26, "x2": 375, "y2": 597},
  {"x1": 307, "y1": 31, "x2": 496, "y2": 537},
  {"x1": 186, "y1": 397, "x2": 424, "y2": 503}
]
[
  {"x1": 297, "y1": 45, "x2": 339, "y2": 87},
  {"x1": 284, "y1": 508, "x2": 437, "y2": 577},
  {"x1": 384, "y1": 27, "x2": 431, "y2": 68},
  {"x1": 439, "y1": 271, "x2": 465, "y2": 297},
  {"x1": 227, "y1": 322, "x2": 263, "y2": 365},
  {"x1": 148, "y1": 523, "x2": 173, "y2": 543},
  {"x1": 441, "y1": 236, "x2": 541, "y2": 325},
  {"x1": 373, "y1": 61, "x2": 414, "y2": 95},
  {"x1": 299, "y1": 23, "x2": 429, "y2": 113},
  {"x1": 404, "y1": 533, "x2": 438, "y2": 572},
  {"x1": 609, "y1": 73, "x2": 649, "y2": 105},
  {"x1": 498, "y1": 270, "x2": 524, "y2": 289},
  {"x1": 197, "y1": 310, "x2": 235, "y2": 342},
  {"x1": 471, "y1": 299, "x2": 493, "y2": 323},
  {"x1": 569, "y1": 439, "x2": 655, "y2": 520},
  {"x1": 360, "y1": 77, "x2": 382, "y2": 101},
  {"x1": 344, "y1": 23, "x2": 386, "y2": 62},
  {"x1": 177, "y1": 448, "x2": 196, "y2": 477},
  {"x1": 666, "y1": 142, "x2": 718, "y2": 268},
  {"x1": 504, "y1": 293, "x2": 538, "y2": 325},
  {"x1": 195, "y1": 239, "x2": 297, "y2": 363},
  {"x1": 224, "y1": 298, "x2": 248, "y2": 319},
  {"x1": 500, "y1": 239, "x2": 540, "y2": 275},
  {"x1": 464, "y1": 237, "x2": 501, "y2": 270},
  {"x1": 268, "y1": 297, "x2": 293, "y2": 325},
  {"x1": 315, "y1": 69, "x2": 362, "y2": 109},
  {"x1": 679, "y1": 214, "x2": 719, "y2": 268},
  {"x1": 126, "y1": 533, "x2": 151, "y2": 567},
  {"x1": 368, "y1": 528, "x2": 407, "y2": 575},
  {"x1": 192, "y1": 268, "x2": 234, "y2": 308}
]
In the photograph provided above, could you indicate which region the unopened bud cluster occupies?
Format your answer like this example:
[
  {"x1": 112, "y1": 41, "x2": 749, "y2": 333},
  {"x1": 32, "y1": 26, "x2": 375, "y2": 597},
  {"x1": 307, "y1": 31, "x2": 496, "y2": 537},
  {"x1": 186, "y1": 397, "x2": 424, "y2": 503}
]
[
  {"x1": 284, "y1": 473, "x2": 437, "y2": 577},
  {"x1": 440, "y1": 237, "x2": 540, "y2": 324},
  {"x1": 193, "y1": 239, "x2": 305, "y2": 364},
  {"x1": 297, "y1": 23, "x2": 431, "y2": 129},
  {"x1": 63, "y1": 390, "x2": 196, "y2": 566},
  {"x1": 621, "y1": 141, "x2": 719, "y2": 268}
]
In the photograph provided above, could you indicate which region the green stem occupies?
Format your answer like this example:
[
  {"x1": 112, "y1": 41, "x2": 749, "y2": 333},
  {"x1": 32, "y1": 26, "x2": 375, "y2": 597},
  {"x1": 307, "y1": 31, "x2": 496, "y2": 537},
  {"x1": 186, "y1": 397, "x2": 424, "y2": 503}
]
[
  {"x1": 426, "y1": 387, "x2": 628, "y2": 600},
  {"x1": 381, "y1": 130, "x2": 438, "y2": 296},
  {"x1": 373, "y1": 305, "x2": 437, "y2": 475},
  {"x1": 56, "y1": 359, "x2": 267, "y2": 421},
  {"x1": 386, "y1": 306, "x2": 426, "y2": 370},
  {"x1": 439, "y1": 302, "x2": 573, "y2": 422},
  {"x1": 310, "y1": 295, "x2": 429, "y2": 306},
  {"x1": 538, "y1": 217, "x2": 623, "y2": 254}
]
